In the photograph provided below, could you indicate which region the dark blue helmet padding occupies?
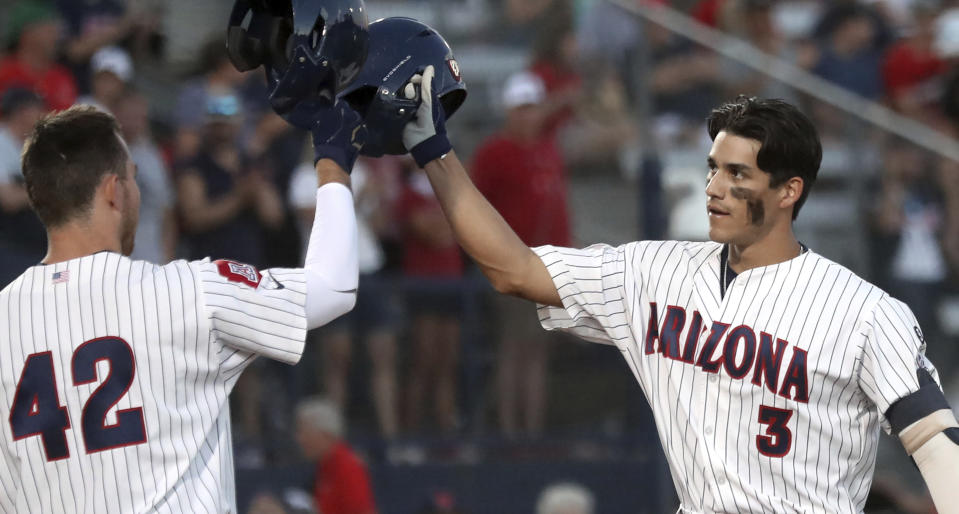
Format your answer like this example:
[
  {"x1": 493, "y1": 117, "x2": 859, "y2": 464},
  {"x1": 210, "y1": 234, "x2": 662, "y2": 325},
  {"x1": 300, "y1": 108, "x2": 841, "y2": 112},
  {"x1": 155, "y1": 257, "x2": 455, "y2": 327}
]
[
  {"x1": 226, "y1": 0, "x2": 369, "y2": 115},
  {"x1": 338, "y1": 17, "x2": 467, "y2": 157}
]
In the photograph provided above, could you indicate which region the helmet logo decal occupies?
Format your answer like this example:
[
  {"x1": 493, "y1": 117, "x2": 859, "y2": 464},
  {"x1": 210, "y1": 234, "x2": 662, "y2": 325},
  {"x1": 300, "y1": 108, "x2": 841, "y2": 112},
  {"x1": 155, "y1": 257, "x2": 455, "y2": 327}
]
[
  {"x1": 447, "y1": 59, "x2": 461, "y2": 82},
  {"x1": 383, "y1": 55, "x2": 412, "y2": 83}
]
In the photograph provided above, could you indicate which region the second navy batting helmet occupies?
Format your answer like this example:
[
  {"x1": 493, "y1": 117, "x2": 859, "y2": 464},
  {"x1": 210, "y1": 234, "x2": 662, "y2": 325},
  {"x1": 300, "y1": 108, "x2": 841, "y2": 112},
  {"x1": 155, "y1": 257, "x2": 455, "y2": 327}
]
[
  {"x1": 338, "y1": 17, "x2": 466, "y2": 157},
  {"x1": 226, "y1": 0, "x2": 369, "y2": 115}
]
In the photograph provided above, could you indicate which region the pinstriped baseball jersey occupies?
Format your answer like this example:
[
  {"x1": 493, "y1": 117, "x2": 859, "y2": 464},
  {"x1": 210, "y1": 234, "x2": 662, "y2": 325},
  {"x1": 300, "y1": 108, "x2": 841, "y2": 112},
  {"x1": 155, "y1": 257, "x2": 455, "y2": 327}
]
[
  {"x1": 534, "y1": 240, "x2": 938, "y2": 514},
  {"x1": 0, "y1": 252, "x2": 308, "y2": 513}
]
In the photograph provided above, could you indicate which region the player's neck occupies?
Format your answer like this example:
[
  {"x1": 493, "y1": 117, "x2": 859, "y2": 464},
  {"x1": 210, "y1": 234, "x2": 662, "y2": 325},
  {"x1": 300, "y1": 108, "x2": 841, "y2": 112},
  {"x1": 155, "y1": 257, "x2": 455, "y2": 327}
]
[
  {"x1": 42, "y1": 222, "x2": 121, "y2": 265},
  {"x1": 727, "y1": 225, "x2": 801, "y2": 274}
]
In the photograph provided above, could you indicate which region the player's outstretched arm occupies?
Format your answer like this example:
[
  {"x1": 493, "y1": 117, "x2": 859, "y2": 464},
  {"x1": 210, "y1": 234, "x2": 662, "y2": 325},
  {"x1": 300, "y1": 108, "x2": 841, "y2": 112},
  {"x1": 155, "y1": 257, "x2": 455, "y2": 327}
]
[
  {"x1": 403, "y1": 66, "x2": 561, "y2": 307},
  {"x1": 289, "y1": 100, "x2": 366, "y2": 328}
]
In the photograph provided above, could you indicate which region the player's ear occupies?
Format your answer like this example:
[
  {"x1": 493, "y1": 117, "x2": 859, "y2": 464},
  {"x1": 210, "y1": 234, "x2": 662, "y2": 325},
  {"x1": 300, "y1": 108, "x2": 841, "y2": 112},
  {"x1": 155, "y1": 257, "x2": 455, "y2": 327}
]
[
  {"x1": 101, "y1": 173, "x2": 121, "y2": 210},
  {"x1": 779, "y1": 177, "x2": 803, "y2": 211}
]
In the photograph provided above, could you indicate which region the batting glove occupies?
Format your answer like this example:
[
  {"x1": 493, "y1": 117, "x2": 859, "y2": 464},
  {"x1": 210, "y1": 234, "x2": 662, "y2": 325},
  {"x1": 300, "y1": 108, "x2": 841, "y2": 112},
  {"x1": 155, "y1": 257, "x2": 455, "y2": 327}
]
[
  {"x1": 286, "y1": 98, "x2": 368, "y2": 173},
  {"x1": 402, "y1": 65, "x2": 452, "y2": 168}
]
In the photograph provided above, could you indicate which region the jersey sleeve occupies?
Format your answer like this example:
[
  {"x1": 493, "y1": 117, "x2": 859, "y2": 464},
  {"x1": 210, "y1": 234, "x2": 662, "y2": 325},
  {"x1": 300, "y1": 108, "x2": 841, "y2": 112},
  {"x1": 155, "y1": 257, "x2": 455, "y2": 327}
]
[
  {"x1": 532, "y1": 243, "x2": 635, "y2": 347},
  {"x1": 857, "y1": 294, "x2": 941, "y2": 432},
  {"x1": 196, "y1": 259, "x2": 308, "y2": 365}
]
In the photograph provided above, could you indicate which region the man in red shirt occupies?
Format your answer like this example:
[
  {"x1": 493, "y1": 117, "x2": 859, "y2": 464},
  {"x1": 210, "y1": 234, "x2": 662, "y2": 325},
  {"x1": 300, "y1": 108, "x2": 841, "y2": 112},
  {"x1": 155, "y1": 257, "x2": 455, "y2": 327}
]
[
  {"x1": 472, "y1": 71, "x2": 571, "y2": 437},
  {"x1": 295, "y1": 397, "x2": 377, "y2": 514},
  {"x1": 0, "y1": 1, "x2": 77, "y2": 111},
  {"x1": 881, "y1": 6, "x2": 947, "y2": 118}
]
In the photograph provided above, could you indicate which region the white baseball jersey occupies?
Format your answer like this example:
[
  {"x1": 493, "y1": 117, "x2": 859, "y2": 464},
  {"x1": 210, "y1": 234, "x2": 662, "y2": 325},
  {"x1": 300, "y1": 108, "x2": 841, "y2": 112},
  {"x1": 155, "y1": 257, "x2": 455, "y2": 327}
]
[
  {"x1": 535, "y1": 240, "x2": 938, "y2": 514},
  {"x1": 0, "y1": 252, "x2": 308, "y2": 513}
]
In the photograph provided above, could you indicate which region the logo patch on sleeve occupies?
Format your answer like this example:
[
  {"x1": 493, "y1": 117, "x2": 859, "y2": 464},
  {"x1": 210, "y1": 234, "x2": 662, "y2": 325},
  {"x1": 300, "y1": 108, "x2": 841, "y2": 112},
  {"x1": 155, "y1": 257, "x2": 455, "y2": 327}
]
[{"x1": 214, "y1": 260, "x2": 262, "y2": 288}]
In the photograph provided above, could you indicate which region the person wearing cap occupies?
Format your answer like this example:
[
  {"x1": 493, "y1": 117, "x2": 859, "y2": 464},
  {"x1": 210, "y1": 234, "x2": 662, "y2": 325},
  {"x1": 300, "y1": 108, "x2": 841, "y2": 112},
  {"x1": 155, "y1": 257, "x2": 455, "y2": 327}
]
[
  {"x1": 0, "y1": 0, "x2": 77, "y2": 111},
  {"x1": 75, "y1": 45, "x2": 132, "y2": 114},
  {"x1": 0, "y1": 87, "x2": 47, "y2": 287},
  {"x1": 471, "y1": 71, "x2": 571, "y2": 437}
]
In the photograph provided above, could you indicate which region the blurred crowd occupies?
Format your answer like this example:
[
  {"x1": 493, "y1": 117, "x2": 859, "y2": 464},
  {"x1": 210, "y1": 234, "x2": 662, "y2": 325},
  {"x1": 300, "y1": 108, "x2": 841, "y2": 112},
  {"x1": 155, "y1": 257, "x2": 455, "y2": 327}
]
[{"x1": 2, "y1": 0, "x2": 959, "y2": 512}]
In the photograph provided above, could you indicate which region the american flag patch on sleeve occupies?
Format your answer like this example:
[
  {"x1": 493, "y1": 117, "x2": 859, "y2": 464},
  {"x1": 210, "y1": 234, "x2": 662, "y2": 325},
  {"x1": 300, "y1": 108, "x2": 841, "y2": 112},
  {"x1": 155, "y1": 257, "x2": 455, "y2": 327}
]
[{"x1": 51, "y1": 270, "x2": 70, "y2": 284}]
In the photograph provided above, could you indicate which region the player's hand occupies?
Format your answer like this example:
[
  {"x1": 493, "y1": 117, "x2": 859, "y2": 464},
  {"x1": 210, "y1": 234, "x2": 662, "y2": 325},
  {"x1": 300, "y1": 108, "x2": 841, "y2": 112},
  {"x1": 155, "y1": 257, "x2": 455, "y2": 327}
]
[
  {"x1": 285, "y1": 99, "x2": 367, "y2": 173},
  {"x1": 402, "y1": 65, "x2": 452, "y2": 168}
]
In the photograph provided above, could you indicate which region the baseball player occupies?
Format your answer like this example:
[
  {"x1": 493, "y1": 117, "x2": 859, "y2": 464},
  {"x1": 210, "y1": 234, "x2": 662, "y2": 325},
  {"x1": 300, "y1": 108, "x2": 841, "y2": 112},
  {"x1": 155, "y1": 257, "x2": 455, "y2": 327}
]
[
  {"x1": 0, "y1": 98, "x2": 365, "y2": 512},
  {"x1": 401, "y1": 66, "x2": 959, "y2": 513}
]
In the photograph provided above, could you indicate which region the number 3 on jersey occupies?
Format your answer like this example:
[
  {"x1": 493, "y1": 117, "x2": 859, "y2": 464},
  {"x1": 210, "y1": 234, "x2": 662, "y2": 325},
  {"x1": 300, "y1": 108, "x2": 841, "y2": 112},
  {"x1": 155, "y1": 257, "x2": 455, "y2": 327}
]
[
  {"x1": 9, "y1": 337, "x2": 147, "y2": 461},
  {"x1": 756, "y1": 405, "x2": 793, "y2": 457}
]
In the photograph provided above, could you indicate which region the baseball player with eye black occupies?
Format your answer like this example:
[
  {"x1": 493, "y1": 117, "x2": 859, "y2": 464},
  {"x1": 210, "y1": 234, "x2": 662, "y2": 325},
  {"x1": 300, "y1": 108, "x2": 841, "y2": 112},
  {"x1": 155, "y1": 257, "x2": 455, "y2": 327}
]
[
  {"x1": 0, "y1": 1, "x2": 372, "y2": 512},
  {"x1": 394, "y1": 63, "x2": 959, "y2": 513}
]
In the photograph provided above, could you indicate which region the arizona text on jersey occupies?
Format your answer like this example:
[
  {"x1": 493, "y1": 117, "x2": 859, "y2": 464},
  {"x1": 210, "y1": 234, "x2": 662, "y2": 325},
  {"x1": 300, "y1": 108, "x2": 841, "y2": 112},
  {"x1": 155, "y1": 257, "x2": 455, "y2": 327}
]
[{"x1": 535, "y1": 240, "x2": 935, "y2": 514}]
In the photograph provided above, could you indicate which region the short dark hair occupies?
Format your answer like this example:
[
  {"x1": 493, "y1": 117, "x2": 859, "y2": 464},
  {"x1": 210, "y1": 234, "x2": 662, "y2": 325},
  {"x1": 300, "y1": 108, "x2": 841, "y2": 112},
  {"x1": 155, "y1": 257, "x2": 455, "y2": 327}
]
[
  {"x1": 706, "y1": 96, "x2": 822, "y2": 220},
  {"x1": 21, "y1": 105, "x2": 128, "y2": 227}
]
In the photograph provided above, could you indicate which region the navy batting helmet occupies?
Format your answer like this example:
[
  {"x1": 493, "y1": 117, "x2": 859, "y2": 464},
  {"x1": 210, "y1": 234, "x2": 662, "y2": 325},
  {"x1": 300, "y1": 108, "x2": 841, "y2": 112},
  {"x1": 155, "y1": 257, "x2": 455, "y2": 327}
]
[
  {"x1": 226, "y1": 0, "x2": 369, "y2": 115},
  {"x1": 338, "y1": 17, "x2": 466, "y2": 157}
]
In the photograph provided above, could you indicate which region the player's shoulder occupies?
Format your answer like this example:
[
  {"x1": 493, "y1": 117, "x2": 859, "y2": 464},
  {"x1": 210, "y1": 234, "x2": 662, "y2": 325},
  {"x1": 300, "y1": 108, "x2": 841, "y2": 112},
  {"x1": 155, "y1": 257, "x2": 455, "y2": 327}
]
[
  {"x1": 629, "y1": 239, "x2": 722, "y2": 268},
  {"x1": 803, "y1": 250, "x2": 878, "y2": 290},
  {"x1": 803, "y1": 250, "x2": 888, "y2": 312}
]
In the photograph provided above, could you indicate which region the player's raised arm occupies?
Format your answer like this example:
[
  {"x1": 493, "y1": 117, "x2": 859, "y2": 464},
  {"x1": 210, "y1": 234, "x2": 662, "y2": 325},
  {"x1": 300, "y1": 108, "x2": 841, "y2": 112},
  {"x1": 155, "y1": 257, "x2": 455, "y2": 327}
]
[
  {"x1": 402, "y1": 66, "x2": 561, "y2": 307},
  {"x1": 197, "y1": 100, "x2": 362, "y2": 365},
  {"x1": 286, "y1": 99, "x2": 364, "y2": 329}
]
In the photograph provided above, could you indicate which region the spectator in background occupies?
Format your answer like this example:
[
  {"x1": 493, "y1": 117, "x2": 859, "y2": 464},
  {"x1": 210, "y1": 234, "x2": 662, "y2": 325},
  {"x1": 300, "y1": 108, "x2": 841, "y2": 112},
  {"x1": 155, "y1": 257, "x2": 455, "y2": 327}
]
[
  {"x1": 0, "y1": 88, "x2": 46, "y2": 288},
  {"x1": 535, "y1": 482, "x2": 595, "y2": 514},
  {"x1": 495, "y1": 0, "x2": 569, "y2": 46},
  {"x1": 76, "y1": 46, "x2": 132, "y2": 114},
  {"x1": 289, "y1": 156, "x2": 400, "y2": 439},
  {"x1": 472, "y1": 72, "x2": 570, "y2": 437},
  {"x1": 719, "y1": 0, "x2": 806, "y2": 103},
  {"x1": 0, "y1": 1, "x2": 77, "y2": 111},
  {"x1": 577, "y1": 0, "x2": 644, "y2": 87},
  {"x1": 529, "y1": 14, "x2": 636, "y2": 173},
  {"x1": 174, "y1": 37, "x2": 249, "y2": 159},
  {"x1": 529, "y1": 14, "x2": 581, "y2": 143},
  {"x1": 397, "y1": 164, "x2": 463, "y2": 434},
  {"x1": 295, "y1": 397, "x2": 377, "y2": 514},
  {"x1": 114, "y1": 89, "x2": 175, "y2": 264},
  {"x1": 646, "y1": 22, "x2": 721, "y2": 147},
  {"x1": 873, "y1": 138, "x2": 952, "y2": 372},
  {"x1": 176, "y1": 93, "x2": 283, "y2": 266},
  {"x1": 56, "y1": 0, "x2": 162, "y2": 90},
  {"x1": 810, "y1": 3, "x2": 889, "y2": 100},
  {"x1": 881, "y1": 4, "x2": 947, "y2": 119}
]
